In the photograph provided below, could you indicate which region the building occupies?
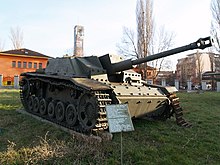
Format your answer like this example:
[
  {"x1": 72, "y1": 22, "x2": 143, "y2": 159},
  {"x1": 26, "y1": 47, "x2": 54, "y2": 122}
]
[
  {"x1": 74, "y1": 25, "x2": 84, "y2": 57},
  {"x1": 0, "y1": 48, "x2": 50, "y2": 86},
  {"x1": 176, "y1": 51, "x2": 220, "y2": 87},
  {"x1": 133, "y1": 65, "x2": 157, "y2": 83},
  {"x1": 156, "y1": 71, "x2": 175, "y2": 86}
]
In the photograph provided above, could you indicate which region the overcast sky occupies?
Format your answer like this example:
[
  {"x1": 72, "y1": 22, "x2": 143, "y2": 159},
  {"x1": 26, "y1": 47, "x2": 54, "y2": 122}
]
[{"x1": 0, "y1": 0, "x2": 212, "y2": 69}]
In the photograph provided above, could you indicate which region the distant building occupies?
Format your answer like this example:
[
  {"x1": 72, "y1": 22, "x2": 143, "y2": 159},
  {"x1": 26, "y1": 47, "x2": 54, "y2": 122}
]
[
  {"x1": 74, "y1": 25, "x2": 84, "y2": 57},
  {"x1": 133, "y1": 65, "x2": 157, "y2": 82},
  {"x1": 0, "y1": 48, "x2": 50, "y2": 86},
  {"x1": 176, "y1": 51, "x2": 220, "y2": 86},
  {"x1": 156, "y1": 71, "x2": 175, "y2": 86}
]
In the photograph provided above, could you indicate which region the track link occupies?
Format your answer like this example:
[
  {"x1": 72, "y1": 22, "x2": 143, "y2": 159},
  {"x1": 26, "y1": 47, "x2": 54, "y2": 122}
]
[
  {"x1": 93, "y1": 91, "x2": 112, "y2": 132},
  {"x1": 169, "y1": 94, "x2": 192, "y2": 128}
]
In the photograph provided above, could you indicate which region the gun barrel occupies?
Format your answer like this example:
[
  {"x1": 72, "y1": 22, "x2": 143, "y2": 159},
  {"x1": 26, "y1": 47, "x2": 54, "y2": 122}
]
[
  {"x1": 112, "y1": 36, "x2": 213, "y2": 73},
  {"x1": 132, "y1": 36, "x2": 212, "y2": 65}
]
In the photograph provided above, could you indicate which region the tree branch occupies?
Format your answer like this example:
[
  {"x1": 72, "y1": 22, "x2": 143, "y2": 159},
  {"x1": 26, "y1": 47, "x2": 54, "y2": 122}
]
[{"x1": 10, "y1": 26, "x2": 24, "y2": 49}]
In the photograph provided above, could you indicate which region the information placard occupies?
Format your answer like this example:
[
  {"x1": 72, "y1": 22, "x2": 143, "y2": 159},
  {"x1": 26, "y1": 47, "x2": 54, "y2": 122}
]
[{"x1": 106, "y1": 104, "x2": 134, "y2": 133}]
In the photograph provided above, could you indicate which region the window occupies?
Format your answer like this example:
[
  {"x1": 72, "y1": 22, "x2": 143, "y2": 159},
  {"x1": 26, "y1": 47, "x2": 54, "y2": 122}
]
[
  {"x1": 39, "y1": 63, "x2": 42, "y2": 69},
  {"x1": 28, "y1": 62, "x2": 32, "y2": 68},
  {"x1": 34, "y1": 63, "x2": 37, "y2": 69},
  {"x1": 12, "y1": 61, "x2": 16, "y2": 68},
  {"x1": 18, "y1": 61, "x2": 21, "y2": 68},
  {"x1": 23, "y1": 62, "x2": 27, "y2": 68}
]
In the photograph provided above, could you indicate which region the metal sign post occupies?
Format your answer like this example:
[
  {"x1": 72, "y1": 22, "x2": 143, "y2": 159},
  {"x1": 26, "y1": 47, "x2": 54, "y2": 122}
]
[{"x1": 106, "y1": 104, "x2": 134, "y2": 164}]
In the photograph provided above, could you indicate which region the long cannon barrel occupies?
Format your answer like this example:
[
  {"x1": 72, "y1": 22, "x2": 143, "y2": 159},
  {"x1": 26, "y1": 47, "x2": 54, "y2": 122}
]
[
  {"x1": 131, "y1": 36, "x2": 213, "y2": 65},
  {"x1": 100, "y1": 36, "x2": 213, "y2": 75}
]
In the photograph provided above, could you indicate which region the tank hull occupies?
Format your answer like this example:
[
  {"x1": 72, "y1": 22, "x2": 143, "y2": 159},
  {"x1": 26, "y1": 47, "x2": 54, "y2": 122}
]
[{"x1": 20, "y1": 72, "x2": 180, "y2": 133}]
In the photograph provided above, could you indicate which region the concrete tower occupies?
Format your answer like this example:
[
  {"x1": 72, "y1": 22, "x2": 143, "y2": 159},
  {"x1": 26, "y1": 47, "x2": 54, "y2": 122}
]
[{"x1": 74, "y1": 25, "x2": 84, "y2": 57}]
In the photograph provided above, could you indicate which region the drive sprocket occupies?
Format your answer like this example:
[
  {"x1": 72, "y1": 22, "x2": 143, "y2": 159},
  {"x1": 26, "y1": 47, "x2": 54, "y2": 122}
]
[{"x1": 78, "y1": 93, "x2": 99, "y2": 132}]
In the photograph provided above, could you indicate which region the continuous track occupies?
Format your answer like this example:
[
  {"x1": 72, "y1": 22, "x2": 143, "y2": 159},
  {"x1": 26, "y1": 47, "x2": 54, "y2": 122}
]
[
  {"x1": 20, "y1": 76, "x2": 111, "y2": 134},
  {"x1": 169, "y1": 94, "x2": 192, "y2": 128}
]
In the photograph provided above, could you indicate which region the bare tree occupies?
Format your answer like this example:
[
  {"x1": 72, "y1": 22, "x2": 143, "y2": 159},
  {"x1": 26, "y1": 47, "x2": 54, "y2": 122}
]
[
  {"x1": 0, "y1": 39, "x2": 4, "y2": 51},
  {"x1": 117, "y1": 0, "x2": 174, "y2": 80},
  {"x1": 117, "y1": 0, "x2": 154, "y2": 61},
  {"x1": 10, "y1": 26, "x2": 24, "y2": 49},
  {"x1": 211, "y1": 0, "x2": 220, "y2": 53},
  {"x1": 179, "y1": 59, "x2": 188, "y2": 87},
  {"x1": 117, "y1": 27, "x2": 138, "y2": 58},
  {"x1": 136, "y1": 0, "x2": 154, "y2": 79},
  {"x1": 136, "y1": 0, "x2": 154, "y2": 59},
  {"x1": 117, "y1": 0, "x2": 154, "y2": 80},
  {"x1": 195, "y1": 51, "x2": 204, "y2": 84},
  {"x1": 151, "y1": 26, "x2": 174, "y2": 82},
  {"x1": 209, "y1": 53, "x2": 215, "y2": 89}
]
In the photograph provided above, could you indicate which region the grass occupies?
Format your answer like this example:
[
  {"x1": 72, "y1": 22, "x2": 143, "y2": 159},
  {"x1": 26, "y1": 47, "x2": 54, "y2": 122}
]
[{"x1": 0, "y1": 89, "x2": 220, "y2": 164}]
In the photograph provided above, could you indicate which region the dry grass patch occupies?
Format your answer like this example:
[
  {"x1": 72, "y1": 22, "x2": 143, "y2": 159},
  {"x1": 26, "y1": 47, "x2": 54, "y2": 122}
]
[
  {"x1": 0, "y1": 132, "x2": 68, "y2": 164},
  {"x1": 0, "y1": 131, "x2": 109, "y2": 164}
]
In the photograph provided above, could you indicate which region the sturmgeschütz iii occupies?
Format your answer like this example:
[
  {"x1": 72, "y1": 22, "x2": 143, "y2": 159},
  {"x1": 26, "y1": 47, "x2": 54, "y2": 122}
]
[{"x1": 20, "y1": 37, "x2": 212, "y2": 133}]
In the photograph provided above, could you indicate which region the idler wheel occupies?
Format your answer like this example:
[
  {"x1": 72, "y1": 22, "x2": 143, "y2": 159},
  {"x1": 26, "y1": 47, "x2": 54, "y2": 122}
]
[
  {"x1": 39, "y1": 98, "x2": 47, "y2": 115},
  {"x1": 65, "y1": 104, "x2": 77, "y2": 126},
  {"x1": 55, "y1": 101, "x2": 65, "y2": 122},
  {"x1": 33, "y1": 97, "x2": 40, "y2": 113},
  {"x1": 28, "y1": 96, "x2": 34, "y2": 111},
  {"x1": 78, "y1": 93, "x2": 99, "y2": 131},
  {"x1": 48, "y1": 101, "x2": 55, "y2": 118}
]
